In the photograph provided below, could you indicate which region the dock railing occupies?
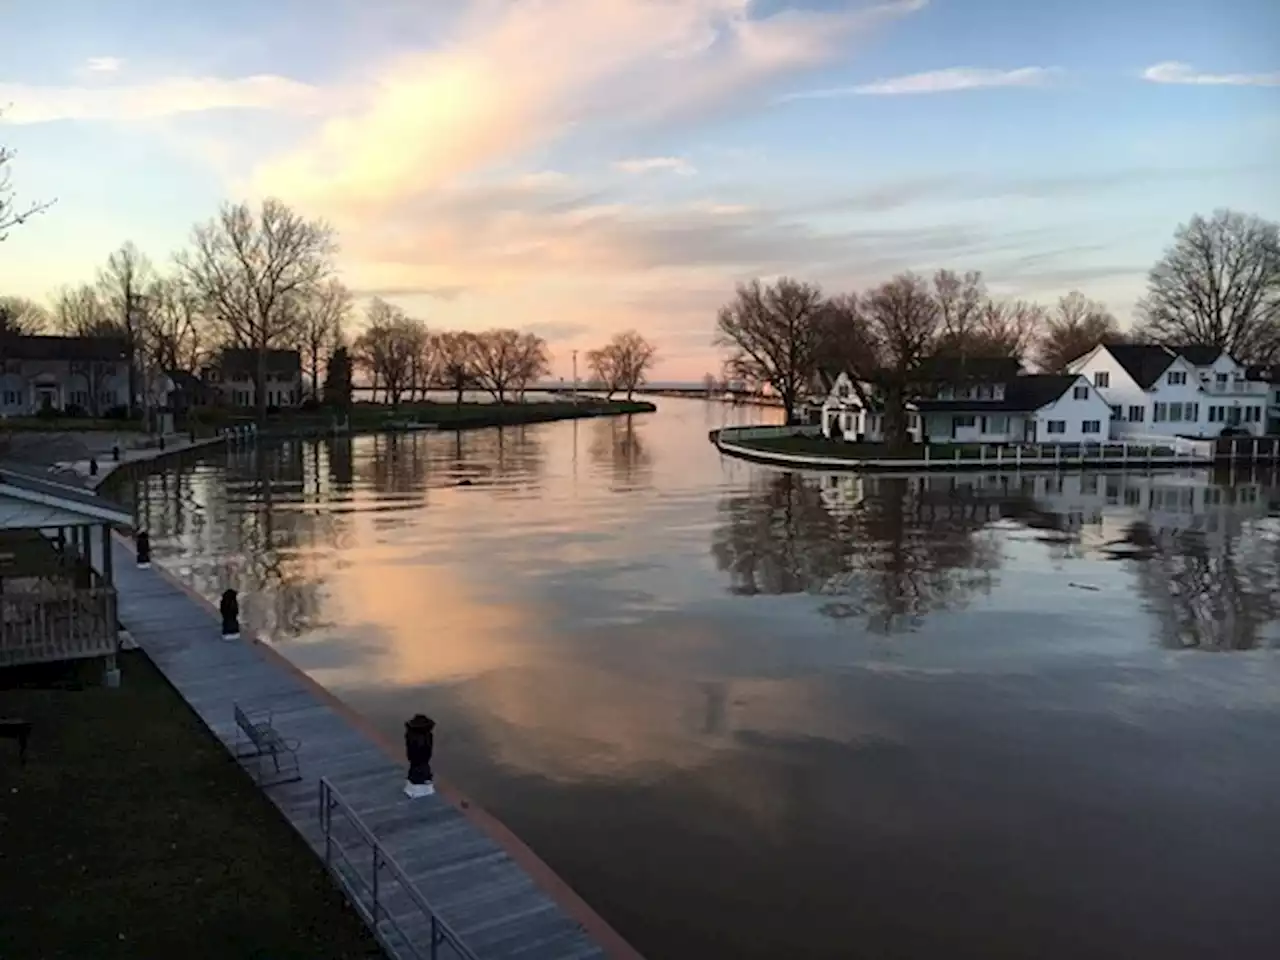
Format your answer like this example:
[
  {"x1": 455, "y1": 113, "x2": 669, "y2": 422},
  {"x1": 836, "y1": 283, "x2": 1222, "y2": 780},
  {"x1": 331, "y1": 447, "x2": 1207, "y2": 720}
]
[{"x1": 318, "y1": 777, "x2": 480, "y2": 960}]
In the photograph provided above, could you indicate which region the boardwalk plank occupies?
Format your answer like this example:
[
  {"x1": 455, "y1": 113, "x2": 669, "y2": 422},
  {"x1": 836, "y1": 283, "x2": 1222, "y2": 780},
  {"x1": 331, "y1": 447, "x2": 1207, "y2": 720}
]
[{"x1": 101, "y1": 538, "x2": 615, "y2": 960}]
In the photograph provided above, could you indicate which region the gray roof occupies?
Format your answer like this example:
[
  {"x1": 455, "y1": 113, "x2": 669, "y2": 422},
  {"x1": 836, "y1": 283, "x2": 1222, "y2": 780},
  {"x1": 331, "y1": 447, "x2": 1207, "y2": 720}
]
[{"x1": 0, "y1": 460, "x2": 133, "y2": 525}]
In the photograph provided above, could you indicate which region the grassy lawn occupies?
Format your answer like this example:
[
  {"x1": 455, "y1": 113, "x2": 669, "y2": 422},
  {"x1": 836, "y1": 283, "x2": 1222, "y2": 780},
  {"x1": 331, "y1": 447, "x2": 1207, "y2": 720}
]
[
  {"x1": 0, "y1": 652, "x2": 382, "y2": 960},
  {"x1": 0, "y1": 417, "x2": 143, "y2": 432}
]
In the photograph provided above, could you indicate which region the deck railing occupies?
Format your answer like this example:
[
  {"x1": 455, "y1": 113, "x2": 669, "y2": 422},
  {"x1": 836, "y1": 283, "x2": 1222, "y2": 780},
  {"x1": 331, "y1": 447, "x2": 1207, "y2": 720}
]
[
  {"x1": 318, "y1": 777, "x2": 480, "y2": 960},
  {"x1": 0, "y1": 586, "x2": 118, "y2": 667}
]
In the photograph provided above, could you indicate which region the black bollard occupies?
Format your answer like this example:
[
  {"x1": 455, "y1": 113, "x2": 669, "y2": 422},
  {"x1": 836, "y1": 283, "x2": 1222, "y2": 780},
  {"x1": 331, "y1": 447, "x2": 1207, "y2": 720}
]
[
  {"x1": 158, "y1": 436, "x2": 165, "y2": 451},
  {"x1": 89, "y1": 458, "x2": 98, "y2": 477},
  {"x1": 135, "y1": 531, "x2": 151, "y2": 568},
  {"x1": 219, "y1": 589, "x2": 240, "y2": 640},
  {"x1": 112, "y1": 443, "x2": 121, "y2": 462},
  {"x1": 403, "y1": 714, "x2": 436, "y2": 798}
]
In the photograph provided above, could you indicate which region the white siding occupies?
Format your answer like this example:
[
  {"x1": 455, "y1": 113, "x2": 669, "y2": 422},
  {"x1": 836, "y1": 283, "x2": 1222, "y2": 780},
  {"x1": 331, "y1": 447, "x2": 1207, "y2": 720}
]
[
  {"x1": 921, "y1": 411, "x2": 1030, "y2": 443},
  {"x1": 1071, "y1": 346, "x2": 1151, "y2": 437},
  {"x1": 1032, "y1": 376, "x2": 1114, "y2": 443}
]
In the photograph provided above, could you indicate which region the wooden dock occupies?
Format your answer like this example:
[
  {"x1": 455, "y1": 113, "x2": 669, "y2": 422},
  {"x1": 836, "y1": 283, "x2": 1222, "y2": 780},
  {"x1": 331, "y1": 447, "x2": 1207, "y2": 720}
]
[{"x1": 100, "y1": 537, "x2": 620, "y2": 960}]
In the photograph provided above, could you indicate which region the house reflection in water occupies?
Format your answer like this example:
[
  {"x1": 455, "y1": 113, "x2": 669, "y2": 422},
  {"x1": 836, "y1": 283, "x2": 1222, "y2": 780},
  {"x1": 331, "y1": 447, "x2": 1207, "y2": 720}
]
[{"x1": 726, "y1": 467, "x2": 1280, "y2": 650}]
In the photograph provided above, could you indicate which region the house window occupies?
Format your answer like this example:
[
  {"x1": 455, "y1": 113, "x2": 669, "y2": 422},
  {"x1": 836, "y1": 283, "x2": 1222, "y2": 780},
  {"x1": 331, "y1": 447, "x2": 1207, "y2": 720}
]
[
  {"x1": 1216, "y1": 373, "x2": 1228, "y2": 385},
  {"x1": 1110, "y1": 405, "x2": 1122, "y2": 419},
  {"x1": 70, "y1": 391, "x2": 89, "y2": 408},
  {"x1": 1073, "y1": 385, "x2": 1089, "y2": 400},
  {"x1": 1153, "y1": 402, "x2": 1168, "y2": 422},
  {"x1": 2, "y1": 390, "x2": 21, "y2": 405},
  {"x1": 1082, "y1": 420, "x2": 1101, "y2": 434},
  {"x1": 1246, "y1": 406, "x2": 1261, "y2": 423},
  {"x1": 993, "y1": 384, "x2": 1005, "y2": 400},
  {"x1": 952, "y1": 415, "x2": 976, "y2": 428},
  {"x1": 1209, "y1": 405, "x2": 1222, "y2": 423},
  {"x1": 1128, "y1": 405, "x2": 1145, "y2": 422},
  {"x1": 1185, "y1": 403, "x2": 1199, "y2": 422},
  {"x1": 1169, "y1": 402, "x2": 1183, "y2": 422},
  {"x1": 938, "y1": 386, "x2": 954, "y2": 400},
  {"x1": 985, "y1": 416, "x2": 1008, "y2": 434},
  {"x1": 977, "y1": 384, "x2": 994, "y2": 400},
  {"x1": 1168, "y1": 371, "x2": 1187, "y2": 385},
  {"x1": 1046, "y1": 420, "x2": 1066, "y2": 434},
  {"x1": 1094, "y1": 372, "x2": 1110, "y2": 388}
]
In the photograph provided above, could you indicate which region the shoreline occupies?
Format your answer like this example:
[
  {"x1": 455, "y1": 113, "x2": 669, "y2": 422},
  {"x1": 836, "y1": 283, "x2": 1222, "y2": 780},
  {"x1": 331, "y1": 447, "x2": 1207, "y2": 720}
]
[
  {"x1": 711, "y1": 426, "x2": 1280, "y2": 473},
  {"x1": 86, "y1": 433, "x2": 645, "y2": 960}
]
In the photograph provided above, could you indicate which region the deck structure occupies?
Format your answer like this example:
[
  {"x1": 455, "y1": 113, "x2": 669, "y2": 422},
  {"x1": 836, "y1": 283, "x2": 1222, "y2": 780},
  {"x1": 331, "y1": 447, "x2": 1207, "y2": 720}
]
[
  {"x1": 0, "y1": 461, "x2": 131, "y2": 669},
  {"x1": 101, "y1": 537, "x2": 618, "y2": 960}
]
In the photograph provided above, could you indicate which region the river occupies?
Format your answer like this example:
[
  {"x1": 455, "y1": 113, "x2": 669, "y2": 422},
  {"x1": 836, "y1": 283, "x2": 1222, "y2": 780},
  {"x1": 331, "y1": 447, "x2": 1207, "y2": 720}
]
[{"x1": 113, "y1": 398, "x2": 1280, "y2": 959}]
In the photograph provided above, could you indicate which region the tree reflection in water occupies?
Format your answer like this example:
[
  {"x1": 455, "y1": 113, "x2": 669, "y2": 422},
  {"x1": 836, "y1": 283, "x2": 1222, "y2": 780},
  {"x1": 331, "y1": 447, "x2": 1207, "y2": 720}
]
[
  {"x1": 588, "y1": 414, "x2": 652, "y2": 492},
  {"x1": 711, "y1": 472, "x2": 1006, "y2": 633}
]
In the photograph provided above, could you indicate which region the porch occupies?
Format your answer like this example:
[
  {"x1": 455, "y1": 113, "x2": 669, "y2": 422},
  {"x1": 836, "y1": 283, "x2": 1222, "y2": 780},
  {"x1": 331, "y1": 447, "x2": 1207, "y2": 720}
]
[{"x1": 0, "y1": 463, "x2": 132, "y2": 669}]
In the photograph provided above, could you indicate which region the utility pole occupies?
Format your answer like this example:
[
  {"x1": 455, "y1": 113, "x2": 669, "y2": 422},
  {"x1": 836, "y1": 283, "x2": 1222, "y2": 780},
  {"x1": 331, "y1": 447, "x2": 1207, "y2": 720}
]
[{"x1": 571, "y1": 349, "x2": 578, "y2": 404}]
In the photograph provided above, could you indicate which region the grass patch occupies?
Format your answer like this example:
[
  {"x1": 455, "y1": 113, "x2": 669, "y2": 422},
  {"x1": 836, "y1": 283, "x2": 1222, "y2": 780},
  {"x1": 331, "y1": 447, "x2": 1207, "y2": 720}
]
[
  {"x1": 0, "y1": 652, "x2": 382, "y2": 960},
  {"x1": 0, "y1": 417, "x2": 143, "y2": 433}
]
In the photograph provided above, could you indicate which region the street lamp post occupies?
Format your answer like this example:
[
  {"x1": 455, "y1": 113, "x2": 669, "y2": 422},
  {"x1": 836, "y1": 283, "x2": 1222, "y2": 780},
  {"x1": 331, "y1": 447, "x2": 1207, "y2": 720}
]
[{"x1": 571, "y1": 349, "x2": 578, "y2": 404}]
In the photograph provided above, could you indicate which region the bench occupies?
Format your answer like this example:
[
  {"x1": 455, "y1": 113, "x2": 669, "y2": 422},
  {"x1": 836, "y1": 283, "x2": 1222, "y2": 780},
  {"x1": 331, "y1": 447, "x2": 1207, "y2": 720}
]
[{"x1": 233, "y1": 703, "x2": 301, "y2": 785}]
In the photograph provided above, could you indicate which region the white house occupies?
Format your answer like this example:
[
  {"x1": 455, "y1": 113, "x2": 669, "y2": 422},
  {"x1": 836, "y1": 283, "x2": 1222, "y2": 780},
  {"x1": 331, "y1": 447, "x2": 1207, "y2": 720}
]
[
  {"x1": 203, "y1": 348, "x2": 303, "y2": 409},
  {"x1": 0, "y1": 336, "x2": 131, "y2": 417},
  {"x1": 1069, "y1": 344, "x2": 1272, "y2": 439},
  {"x1": 820, "y1": 362, "x2": 1113, "y2": 444}
]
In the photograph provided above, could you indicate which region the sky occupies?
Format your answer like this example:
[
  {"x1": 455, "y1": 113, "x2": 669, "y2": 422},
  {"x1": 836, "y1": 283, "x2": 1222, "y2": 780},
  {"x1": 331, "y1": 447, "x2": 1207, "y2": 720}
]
[{"x1": 1, "y1": 0, "x2": 1278, "y2": 380}]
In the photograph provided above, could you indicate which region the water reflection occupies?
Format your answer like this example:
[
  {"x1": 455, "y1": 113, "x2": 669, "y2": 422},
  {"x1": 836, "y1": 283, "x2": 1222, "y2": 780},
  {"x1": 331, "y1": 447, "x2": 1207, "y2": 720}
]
[
  {"x1": 712, "y1": 467, "x2": 1280, "y2": 648},
  {"x1": 588, "y1": 415, "x2": 652, "y2": 491},
  {"x1": 102, "y1": 413, "x2": 1280, "y2": 960}
]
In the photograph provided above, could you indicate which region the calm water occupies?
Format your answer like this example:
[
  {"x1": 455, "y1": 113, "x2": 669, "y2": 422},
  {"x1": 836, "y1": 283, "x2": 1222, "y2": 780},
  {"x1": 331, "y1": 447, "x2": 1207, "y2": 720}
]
[{"x1": 115, "y1": 400, "x2": 1280, "y2": 959}]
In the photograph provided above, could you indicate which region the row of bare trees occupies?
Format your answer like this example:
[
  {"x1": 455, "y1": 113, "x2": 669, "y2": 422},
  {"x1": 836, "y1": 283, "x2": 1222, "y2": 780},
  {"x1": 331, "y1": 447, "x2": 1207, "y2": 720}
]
[
  {"x1": 716, "y1": 208, "x2": 1280, "y2": 435},
  {"x1": 350, "y1": 300, "x2": 552, "y2": 408}
]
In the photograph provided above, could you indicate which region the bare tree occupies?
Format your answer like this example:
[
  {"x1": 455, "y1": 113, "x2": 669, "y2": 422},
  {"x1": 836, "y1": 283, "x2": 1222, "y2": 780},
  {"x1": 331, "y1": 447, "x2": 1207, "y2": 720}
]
[
  {"x1": 470, "y1": 329, "x2": 547, "y2": 403},
  {"x1": 587, "y1": 330, "x2": 656, "y2": 400},
  {"x1": 294, "y1": 279, "x2": 351, "y2": 401},
  {"x1": 352, "y1": 298, "x2": 424, "y2": 409},
  {"x1": 861, "y1": 272, "x2": 942, "y2": 445},
  {"x1": 1036, "y1": 291, "x2": 1120, "y2": 372},
  {"x1": 146, "y1": 276, "x2": 205, "y2": 373},
  {"x1": 0, "y1": 119, "x2": 53, "y2": 242},
  {"x1": 53, "y1": 284, "x2": 118, "y2": 337},
  {"x1": 1136, "y1": 209, "x2": 1280, "y2": 362},
  {"x1": 714, "y1": 277, "x2": 826, "y2": 424},
  {"x1": 409, "y1": 324, "x2": 436, "y2": 401},
  {"x1": 98, "y1": 241, "x2": 157, "y2": 413},
  {"x1": 0, "y1": 296, "x2": 50, "y2": 334},
  {"x1": 932, "y1": 269, "x2": 986, "y2": 355},
  {"x1": 511, "y1": 332, "x2": 550, "y2": 400},
  {"x1": 433, "y1": 331, "x2": 477, "y2": 407},
  {"x1": 974, "y1": 299, "x2": 1046, "y2": 359},
  {"x1": 586, "y1": 345, "x2": 624, "y2": 399},
  {"x1": 177, "y1": 199, "x2": 334, "y2": 424}
]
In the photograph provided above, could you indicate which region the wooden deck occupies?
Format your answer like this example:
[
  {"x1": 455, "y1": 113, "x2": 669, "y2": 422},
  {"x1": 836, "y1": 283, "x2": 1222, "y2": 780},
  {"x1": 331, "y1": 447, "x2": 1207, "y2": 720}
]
[{"x1": 99, "y1": 538, "x2": 612, "y2": 960}]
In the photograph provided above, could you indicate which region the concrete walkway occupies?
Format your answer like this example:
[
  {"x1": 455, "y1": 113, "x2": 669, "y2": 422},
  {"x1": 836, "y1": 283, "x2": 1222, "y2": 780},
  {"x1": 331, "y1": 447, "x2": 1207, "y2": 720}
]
[{"x1": 96, "y1": 534, "x2": 624, "y2": 960}]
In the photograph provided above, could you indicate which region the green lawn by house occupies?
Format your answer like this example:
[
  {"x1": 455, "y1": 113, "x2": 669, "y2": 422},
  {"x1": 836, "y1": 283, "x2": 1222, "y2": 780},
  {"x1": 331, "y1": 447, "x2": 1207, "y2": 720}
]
[{"x1": 0, "y1": 652, "x2": 383, "y2": 960}]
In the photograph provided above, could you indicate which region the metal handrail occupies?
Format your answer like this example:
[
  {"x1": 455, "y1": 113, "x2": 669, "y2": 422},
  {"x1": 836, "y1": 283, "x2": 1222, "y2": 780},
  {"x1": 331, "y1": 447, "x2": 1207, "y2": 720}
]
[{"x1": 318, "y1": 777, "x2": 481, "y2": 960}]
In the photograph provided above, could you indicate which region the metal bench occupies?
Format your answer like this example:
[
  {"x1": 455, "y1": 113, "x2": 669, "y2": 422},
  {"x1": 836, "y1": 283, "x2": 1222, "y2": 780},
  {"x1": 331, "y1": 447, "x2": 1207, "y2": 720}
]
[{"x1": 233, "y1": 703, "x2": 301, "y2": 785}]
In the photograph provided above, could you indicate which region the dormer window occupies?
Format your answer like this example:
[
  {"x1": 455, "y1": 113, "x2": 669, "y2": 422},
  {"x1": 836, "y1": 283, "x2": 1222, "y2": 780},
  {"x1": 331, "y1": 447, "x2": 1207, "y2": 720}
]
[
  {"x1": 1073, "y1": 385, "x2": 1089, "y2": 400},
  {"x1": 993, "y1": 384, "x2": 1005, "y2": 400},
  {"x1": 1168, "y1": 371, "x2": 1186, "y2": 385},
  {"x1": 977, "y1": 384, "x2": 994, "y2": 400},
  {"x1": 1094, "y1": 371, "x2": 1110, "y2": 388},
  {"x1": 939, "y1": 386, "x2": 954, "y2": 400}
]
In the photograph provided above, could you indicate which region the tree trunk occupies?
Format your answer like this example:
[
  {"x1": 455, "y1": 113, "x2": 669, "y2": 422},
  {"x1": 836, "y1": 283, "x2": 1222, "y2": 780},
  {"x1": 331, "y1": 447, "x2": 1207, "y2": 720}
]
[
  {"x1": 255, "y1": 345, "x2": 267, "y2": 427},
  {"x1": 454, "y1": 380, "x2": 463, "y2": 408}
]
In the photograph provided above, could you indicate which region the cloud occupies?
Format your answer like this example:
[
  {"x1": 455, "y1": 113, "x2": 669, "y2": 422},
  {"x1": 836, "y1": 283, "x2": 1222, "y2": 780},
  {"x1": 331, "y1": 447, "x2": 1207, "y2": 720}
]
[
  {"x1": 1141, "y1": 62, "x2": 1280, "y2": 87},
  {"x1": 783, "y1": 65, "x2": 1057, "y2": 99},
  {"x1": 248, "y1": 0, "x2": 928, "y2": 217},
  {"x1": 85, "y1": 57, "x2": 124, "y2": 74},
  {"x1": 615, "y1": 156, "x2": 697, "y2": 176},
  {"x1": 350, "y1": 284, "x2": 469, "y2": 301},
  {"x1": 0, "y1": 75, "x2": 323, "y2": 123}
]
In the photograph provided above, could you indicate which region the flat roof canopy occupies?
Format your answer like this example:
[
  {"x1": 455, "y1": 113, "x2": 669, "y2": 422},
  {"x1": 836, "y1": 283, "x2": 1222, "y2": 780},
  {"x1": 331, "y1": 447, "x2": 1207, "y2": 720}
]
[{"x1": 0, "y1": 461, "x2": 133, "y2": 529}]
